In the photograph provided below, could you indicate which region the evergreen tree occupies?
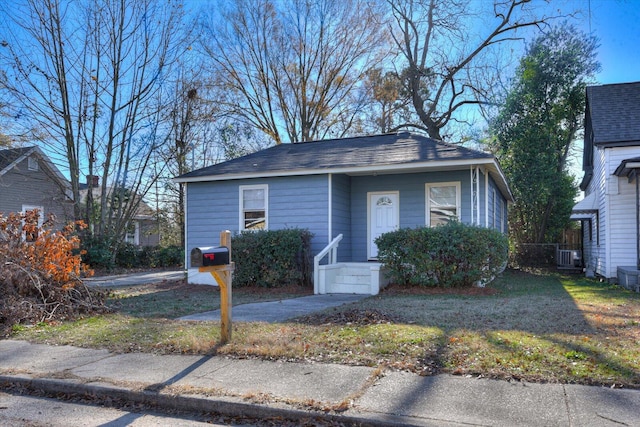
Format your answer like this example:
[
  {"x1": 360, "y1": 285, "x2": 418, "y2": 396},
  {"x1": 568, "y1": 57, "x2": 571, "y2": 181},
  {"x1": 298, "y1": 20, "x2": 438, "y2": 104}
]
[{"x1": 490, "y1": 24, "x2": 600, "y2": 244}]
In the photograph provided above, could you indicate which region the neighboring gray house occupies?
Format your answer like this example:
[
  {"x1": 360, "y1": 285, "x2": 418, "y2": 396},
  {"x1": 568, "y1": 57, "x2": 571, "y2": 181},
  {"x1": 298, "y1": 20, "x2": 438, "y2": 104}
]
[
  {"x1": 0, "y1": 146, "x2": 73, "y2": 227},
  {"x1": 175, "y1": 132, "x2": 512, "y2": 294},
  {"x1": 573, "y1": 81, "x2": 640, "y2": 289}
]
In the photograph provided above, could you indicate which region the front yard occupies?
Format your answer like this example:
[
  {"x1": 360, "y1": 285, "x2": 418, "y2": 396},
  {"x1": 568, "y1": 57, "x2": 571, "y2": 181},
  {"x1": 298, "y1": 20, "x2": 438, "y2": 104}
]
[{"x1": 9, "y1": 269, "x2": 640, "y2": 388}]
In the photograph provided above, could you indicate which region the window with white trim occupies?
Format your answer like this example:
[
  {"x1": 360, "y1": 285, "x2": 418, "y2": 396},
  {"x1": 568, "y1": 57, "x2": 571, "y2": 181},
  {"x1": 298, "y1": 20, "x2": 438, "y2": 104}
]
[
  {"x1": 28, "y1": 156, "x2": 39, "y2": 171},
  {"x1": 240, "y1": 184, "x2": 268, "y2": 231},
  {"x1": 125, "y1": 221, "x2": 140, "y2": 245},
  {"x1": 425, "y1": 182, "x2": 461, "y2": 226},
  {"x1": 492, "y1": 188, "x2": 497, "y2": 229},
  {"x1": 22, "y1": 205, "x2": 43, "y2": 242}
]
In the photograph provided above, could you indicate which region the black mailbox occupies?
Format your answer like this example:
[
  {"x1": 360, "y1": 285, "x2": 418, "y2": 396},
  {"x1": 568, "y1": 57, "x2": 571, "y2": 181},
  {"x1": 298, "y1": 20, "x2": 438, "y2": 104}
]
[{"x1": 191, "y1": 246, "x2": 230, "y2": 267}]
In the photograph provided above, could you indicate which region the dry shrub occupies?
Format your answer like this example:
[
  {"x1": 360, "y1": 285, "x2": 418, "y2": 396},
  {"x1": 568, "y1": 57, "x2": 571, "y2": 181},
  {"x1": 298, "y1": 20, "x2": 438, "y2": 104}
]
[{"x1": 0, "y1": 210, "x2": 109, "y2": 337}]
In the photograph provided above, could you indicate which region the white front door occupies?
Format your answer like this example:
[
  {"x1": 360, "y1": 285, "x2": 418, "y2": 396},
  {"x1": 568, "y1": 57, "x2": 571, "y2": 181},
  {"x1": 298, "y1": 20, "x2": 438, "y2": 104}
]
[{"x1": 368, "y1": 192, "x2": 399, "y2": 259}]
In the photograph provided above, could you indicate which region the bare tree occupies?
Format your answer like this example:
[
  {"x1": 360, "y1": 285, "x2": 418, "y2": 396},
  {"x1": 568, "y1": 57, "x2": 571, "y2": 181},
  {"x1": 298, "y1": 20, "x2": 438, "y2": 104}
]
[
  {"x1": 155, "y1": 62, "x2": 270, "y2": 248},
  {"x1": 388, "y1": 0, "x2": 565, "y2": 141},
  {"x1": 158, "y1": 67, "x2": 217, "y2": 249},
  {"x1": 0, "y1": 0, "x2": 187, "y2": 251},
  {"x1": 200, "y1": 0, "x2": 388, "y2": 144},
  {"x1": 361, "y1": 68, "x2": 413, "y2": 134}
]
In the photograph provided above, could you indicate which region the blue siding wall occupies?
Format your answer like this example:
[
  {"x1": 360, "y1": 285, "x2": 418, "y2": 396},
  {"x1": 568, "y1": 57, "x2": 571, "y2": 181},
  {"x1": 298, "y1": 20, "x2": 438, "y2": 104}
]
[
  {"x1": 331, "y1": 174, "x2": 352, "y2": 262},
  {"x1": 350, "y1": 170, "x2": 472, "y2": 261},
  {"x1": 487, "y1": 175, "x2": 508, "y2": 233},
  {"x1": 488, "y1": 175, "x2": 497, "y2": 230},
  {"x1": 186, "y1": 175, "x2": 329, "y2": 258},
  {"x1": 187, "y1": 169, "x2": 509, "y2": 268}
]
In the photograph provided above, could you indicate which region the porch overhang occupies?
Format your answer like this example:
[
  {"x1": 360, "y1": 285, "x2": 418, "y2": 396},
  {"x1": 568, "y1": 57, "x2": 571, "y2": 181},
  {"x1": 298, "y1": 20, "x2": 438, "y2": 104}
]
[
  {"x1": 614, "y1": 157, "x2": 640, "y2": 182},
  {"x1": 570, "y1": 192, "x2": 598, "y2": 219},
  {"x1": 571, "y1": 192, "x2": 599, "y2": 245}
]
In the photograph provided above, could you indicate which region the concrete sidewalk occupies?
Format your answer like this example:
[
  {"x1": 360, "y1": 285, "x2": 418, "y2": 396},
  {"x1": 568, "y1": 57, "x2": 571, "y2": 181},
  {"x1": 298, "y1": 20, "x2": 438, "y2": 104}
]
[{"x1": 1, "y1": 340, "x2": 638, "y2": 426}]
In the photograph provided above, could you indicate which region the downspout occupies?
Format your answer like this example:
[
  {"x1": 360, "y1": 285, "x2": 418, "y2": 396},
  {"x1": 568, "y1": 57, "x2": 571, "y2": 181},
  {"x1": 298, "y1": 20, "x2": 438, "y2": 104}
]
[
  {"x1": 328, "y1": 174, "x2": 333, "y2": 244},
  {"x1": 476, "y1": 167, "x2": 481, "y2": 226},
  {"x1": 604, "y1": 149, "x2": 612, "y2": 278},
  {"x1": 183, "y1": 183, "x2": 189, "y2": 280}
]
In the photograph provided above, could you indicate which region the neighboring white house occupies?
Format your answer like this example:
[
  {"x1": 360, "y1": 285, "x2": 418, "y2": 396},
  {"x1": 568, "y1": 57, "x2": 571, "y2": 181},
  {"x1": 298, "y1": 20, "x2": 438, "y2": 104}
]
[{"x1": 573, "y1": 81, "x2": 640, "y2": 289}]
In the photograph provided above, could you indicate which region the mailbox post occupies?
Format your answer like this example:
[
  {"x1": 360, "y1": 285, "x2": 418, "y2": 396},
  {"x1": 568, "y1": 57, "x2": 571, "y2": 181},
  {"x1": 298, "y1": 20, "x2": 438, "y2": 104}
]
[{"x1": 191, "y1": 230, "x2": 234, "y2": 344}]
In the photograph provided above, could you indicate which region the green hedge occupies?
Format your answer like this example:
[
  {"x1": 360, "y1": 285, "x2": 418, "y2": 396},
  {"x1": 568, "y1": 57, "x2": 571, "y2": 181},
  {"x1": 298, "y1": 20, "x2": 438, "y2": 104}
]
[
  {"x1": 80, "y1": 236, "x2": 115, "y2": 270},
  {"x1": 231, "y1": 229, "x2": 313, "y2": 288},
  {"x1": 81, "y1": 237, "x2": 184, "y2": 270},
  {"x1": 375, "y1": 222, "x2": 508, "y2": 288}
]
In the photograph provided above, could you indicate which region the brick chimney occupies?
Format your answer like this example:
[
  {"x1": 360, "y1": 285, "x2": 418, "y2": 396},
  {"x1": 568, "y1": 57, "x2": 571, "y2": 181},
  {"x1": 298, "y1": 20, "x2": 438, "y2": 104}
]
[{"x1": 86, "y1": 175, "x2": 99, "y2": 188}]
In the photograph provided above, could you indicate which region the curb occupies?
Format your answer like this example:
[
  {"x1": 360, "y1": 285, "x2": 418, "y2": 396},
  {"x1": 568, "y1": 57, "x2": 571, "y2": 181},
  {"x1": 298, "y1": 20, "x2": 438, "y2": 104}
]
[{"x1": 0, "y1": 375, "x2": 428, "y2": 427}]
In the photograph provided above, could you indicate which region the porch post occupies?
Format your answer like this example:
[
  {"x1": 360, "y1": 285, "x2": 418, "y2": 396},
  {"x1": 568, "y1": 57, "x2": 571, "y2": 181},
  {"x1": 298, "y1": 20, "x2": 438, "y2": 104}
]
[
  {"x1": 470, "y1": 166, "x2": 479, "y2": 225},
  {"x1": 476, "y1": 167, "x2": 481, "y2": 226}
]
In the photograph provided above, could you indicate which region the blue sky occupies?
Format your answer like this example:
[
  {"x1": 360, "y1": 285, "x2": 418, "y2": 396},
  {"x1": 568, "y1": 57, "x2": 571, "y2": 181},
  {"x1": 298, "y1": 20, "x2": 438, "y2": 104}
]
[
  {"x1": 563, "y1": 0, "x2": 639, "y2": 84},
  {"x1": 546, "y1": 0, "x2": 640, "y2": 185}
]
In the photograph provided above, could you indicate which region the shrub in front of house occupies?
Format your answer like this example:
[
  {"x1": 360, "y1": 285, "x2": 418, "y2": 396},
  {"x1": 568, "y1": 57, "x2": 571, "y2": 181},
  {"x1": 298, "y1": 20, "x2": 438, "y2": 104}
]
[
  {"x1": 81, "y1": 237, "x2": 184, "y2": 270},
  {"x1": 115, "y1": 243, "x2": 141, "y2": 268},
  {"x1": 375, "y1": 221, "x2": 508, "y2": 288},
  {"x1": 150, "y1": 245, "x2": 184, "y2": 267},
  {"x1": 80, "y1": 236, "x2": 116, "y2": 270},
  {"x1": 137, "y1": 245, "x2": 183, "y2": 268},
  {"x1": 232, "y1": 228, "x2": 313, "y2": 288}
]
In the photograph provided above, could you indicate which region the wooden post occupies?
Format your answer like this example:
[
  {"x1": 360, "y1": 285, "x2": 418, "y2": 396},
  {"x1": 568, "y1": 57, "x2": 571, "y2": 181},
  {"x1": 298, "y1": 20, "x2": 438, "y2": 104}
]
[
  {"x1": 218, "y1": 230, "x2": 232, "y2": 343},
  {"x1": 198, "y1": 230, "x2": 233, "y2": 344}
]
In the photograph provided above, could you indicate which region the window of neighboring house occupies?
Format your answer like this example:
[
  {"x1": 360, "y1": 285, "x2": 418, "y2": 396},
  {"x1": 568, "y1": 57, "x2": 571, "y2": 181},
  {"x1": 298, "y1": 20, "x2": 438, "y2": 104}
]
[
  {"x1": 125, "y1": 221, "x2": 140, "y2": 245},
  {"x1": 28, "y1": 156, "x2": 39, "y2": 171},
  {"x1": 239, "y1": 184, "x2": 268, "y2": 231},
  {"x1": 22, "y1": 205, "x2": 43, "y2": 242},
  {"x1": 498, "y1": 197, "x2": 505, "y2": 233},
  {"x1": 425, "y1": 182, "x2": 461, "y2": 227},
  {"x1": 492, "y1": 188, "x2": 497, "y2": 229}
]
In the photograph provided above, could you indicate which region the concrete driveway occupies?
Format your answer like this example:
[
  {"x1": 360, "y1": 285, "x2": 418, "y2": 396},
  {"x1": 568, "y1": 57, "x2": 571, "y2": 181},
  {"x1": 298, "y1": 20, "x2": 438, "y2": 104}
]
[
  {"x1": 83, "y1": 270, "x2": 185, "y2": 287},
  {"x1": 180, "y1": 293, "x2": 368, "y2": 322}
]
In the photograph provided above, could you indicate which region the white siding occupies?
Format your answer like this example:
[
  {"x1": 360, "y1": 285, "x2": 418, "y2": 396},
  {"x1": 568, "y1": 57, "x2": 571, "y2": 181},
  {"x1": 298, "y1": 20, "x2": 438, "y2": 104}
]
[
  {"x1": 584, "y1": 146, "x2": 640, "y2": 279},
  {"x1": 606, "y1": 147, "x2": 640, "y2": 276},
  {"x1": 583, "y1": 146, "x2": 606, "y2": 277}
]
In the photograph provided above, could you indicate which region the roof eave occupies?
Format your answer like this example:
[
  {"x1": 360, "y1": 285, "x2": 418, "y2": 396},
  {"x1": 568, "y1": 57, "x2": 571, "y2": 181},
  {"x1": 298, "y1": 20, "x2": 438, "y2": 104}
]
[
  {"x1": 0, "y1": 147, "x2": 37, "y2": 177},
  {"x1": 174, "y1": 158, "x2": 495, "y2": 183},
  {"x1": 174, "y1": 157, "x2": 515, "y2": 203},
  {"x1": 594, "y1": 139, "x2": 640, "y2": 148}
]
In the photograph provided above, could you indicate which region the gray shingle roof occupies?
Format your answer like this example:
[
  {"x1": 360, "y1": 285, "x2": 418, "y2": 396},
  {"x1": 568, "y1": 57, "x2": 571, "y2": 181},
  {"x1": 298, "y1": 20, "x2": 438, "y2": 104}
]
[
  {"x1": 177, "y1": 132, "x2": 493, "y2": 180},
  {"x1": 587, "y1": 81, "x2": 640, "y2": 145},
  {"x1": 0, "y1": 146, "x2": 35, "y2": 175}
]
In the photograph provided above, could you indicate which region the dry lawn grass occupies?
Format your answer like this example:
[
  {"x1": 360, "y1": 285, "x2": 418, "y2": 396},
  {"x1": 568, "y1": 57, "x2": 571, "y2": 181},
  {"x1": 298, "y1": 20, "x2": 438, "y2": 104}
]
[{"x1": 9, "y1": 269, "x2": 640, "y2": 388}]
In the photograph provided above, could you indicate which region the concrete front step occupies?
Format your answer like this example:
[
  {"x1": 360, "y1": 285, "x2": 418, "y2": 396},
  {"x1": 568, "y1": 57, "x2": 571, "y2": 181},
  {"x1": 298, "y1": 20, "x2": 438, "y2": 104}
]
[
  {"x1": 335, "y1": 274, "x2": 371, "y2": 285},
  {"x1": 316, "y1": 262, "x2": 389, "y2": 295},
  {"x1": 325, "y1": 282, "x2": 370, "y2": 294}
]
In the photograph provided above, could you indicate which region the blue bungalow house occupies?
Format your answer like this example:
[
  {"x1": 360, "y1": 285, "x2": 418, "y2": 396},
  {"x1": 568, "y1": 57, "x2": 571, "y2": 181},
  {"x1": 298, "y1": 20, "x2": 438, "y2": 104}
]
[{"x1": 175, "y1": 132, "x2": 512, "y2": 294}]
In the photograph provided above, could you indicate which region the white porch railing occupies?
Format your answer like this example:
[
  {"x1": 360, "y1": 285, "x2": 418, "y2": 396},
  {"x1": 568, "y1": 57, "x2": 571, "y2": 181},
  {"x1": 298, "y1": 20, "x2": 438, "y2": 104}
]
[{"x1": 314, "y1": 234, "x2": 343, "y2": 294}]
